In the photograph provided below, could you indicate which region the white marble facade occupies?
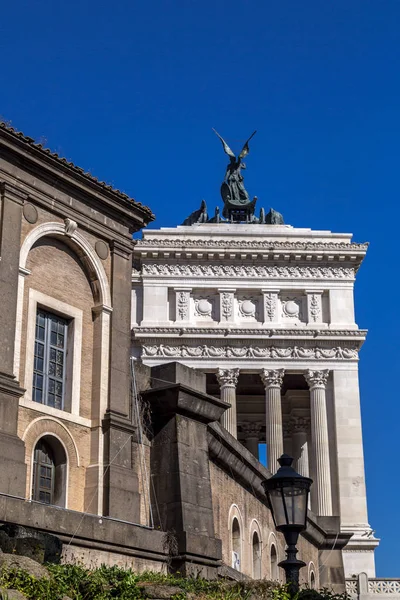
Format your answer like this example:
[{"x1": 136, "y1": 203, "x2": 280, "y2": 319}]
[{"x1": 131, "y1": 222, "x2": 378, "y2": 577}]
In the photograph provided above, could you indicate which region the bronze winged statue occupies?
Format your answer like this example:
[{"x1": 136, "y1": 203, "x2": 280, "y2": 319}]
[{"x1": 213, "y1": 129, "x2": 257, "y2": 220}]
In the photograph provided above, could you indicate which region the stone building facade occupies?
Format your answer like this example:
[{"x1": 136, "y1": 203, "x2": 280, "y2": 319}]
[
  {"x1": 132, "y1": 223, "x2": 379, "y2": 577},
  {"x1": 0, "y1": 122, "x2": 370, "y2": 589}
]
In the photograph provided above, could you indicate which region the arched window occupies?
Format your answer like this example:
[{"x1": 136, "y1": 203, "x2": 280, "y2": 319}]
[
  {"x1": 252, "y1": 531, "x2": 261, "y2": 579},
  {"x1": 270, "y1": 544, "x2": 278, "y2": 580},
  {"x1": 231, "y1": 517, "x2": 241, "y2": 571},
  {"x1": 32, "y1": 436, "x2": 67, "y2": 507},
  {"x1": 310, "y1": 571, "x2": 316, "y2": 589}
]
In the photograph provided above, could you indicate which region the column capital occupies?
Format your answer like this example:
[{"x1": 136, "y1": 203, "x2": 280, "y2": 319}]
[
  {"x1": 240, "y1": 421, "x2": 262, "y2": 437},
  {"x1": 261, "y1": 368, "x2": 285, "y2": 389},
  {"x1": 305, "y1": 369, "x2": 329, "y2": 390},
  {"x1": 217, "y1": 368, "x2": 239, "y2": 388},
  {"x1": 290, "y1": 415, "x2": 311, "y2": 433}
]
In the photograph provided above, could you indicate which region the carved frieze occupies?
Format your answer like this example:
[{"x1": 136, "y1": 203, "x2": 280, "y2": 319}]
[
  {"x1": 141, "y1": 344, "x2": 359, "y2": 360},
  {"x1": 142, "y1": 263, "x2": 354, "y2": 280}
]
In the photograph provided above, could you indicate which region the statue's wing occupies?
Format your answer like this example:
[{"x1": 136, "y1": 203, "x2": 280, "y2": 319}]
[
  {"x1": 212, "y1": 128, "x2": 235, "y2": 158},
  {"x1": 239, "y1": 130, "x2": 257, "y2": 159}
]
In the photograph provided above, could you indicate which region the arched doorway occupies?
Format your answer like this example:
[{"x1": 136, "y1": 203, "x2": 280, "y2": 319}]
[
  {"x1": 252, "y1": 531, "x2": 261, "y2": 579},
  {"x1": 32, "y1": 436, "x2": 67, "y2": 507}
]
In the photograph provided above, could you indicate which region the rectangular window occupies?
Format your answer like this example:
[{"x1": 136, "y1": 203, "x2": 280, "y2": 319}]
[{"x1": 33, "y1": 310, "x2": 68, "y2": 410}]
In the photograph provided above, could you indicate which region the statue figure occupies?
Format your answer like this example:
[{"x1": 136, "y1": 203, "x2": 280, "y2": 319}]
[
  {"x1": 182, "y1": 199, "x2": 208, "y2": 225},
  {"x1": 213, "y1": 129, "x2": 257, "y2": 221},
  {"x1": 265, "y1": 207, "x2": 284, "y2": 225}
]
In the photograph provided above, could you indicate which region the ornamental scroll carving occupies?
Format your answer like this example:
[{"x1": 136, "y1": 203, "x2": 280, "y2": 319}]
[
  {"x1": 216, "y1": 368, "x2": 240, "y2": 388},
  {"x1": 142, "y1": 344, "x2": 359, "y2": 360},
  {"x1": 261, "y1": 368, "x2": 285, "y2": 388},
  {"x1": 143, "y1": 264, "x2": 354, "y2": 280},
  {"x1": 221, "y1": 292, "x2": 233, "y2": 319},
  {"x1": 310, "y1": 294, "x2": 321, "y2": 322},
  {"x1": 176, "y1": 290, "x2": 190, "y2": 320},
  {"x1": 305, "y1": 369, "x2": 330, "y2": 389},
  {"x1": 264, "y1": 293, "x2": 276, "y2": 321}
]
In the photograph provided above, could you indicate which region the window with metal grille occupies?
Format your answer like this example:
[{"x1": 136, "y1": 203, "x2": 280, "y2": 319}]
[
  {"x1": 33, "y1": 309, "x2": 68, "y2": 410},
  {"x1": 32, "y1": 440, "x2": 55, "y2": 504}
]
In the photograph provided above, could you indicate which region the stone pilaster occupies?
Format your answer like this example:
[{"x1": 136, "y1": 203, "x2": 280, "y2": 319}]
[
  {"x1": 216, "y1": 368, "x2": 239, "y2": 438},
  {"x1": 103, "y1": 241, "x2": 140, "y2": 520},
  {"x1": 0, "y1": 182, "x2": 27, "y2": 496},
  {"x1": 261, "y1": 288, "x2": 279, "y2": 325},
  {"x1": 218, "y1": 288, "x2": 235, "y2": 324},
  {"x1": 241, "y1": 421, "x2": 262, "y2": 458},
  {"x1": 261, "y1": 369, "x2": 285, "y2": 473},
  {"x1": 305, "y1": 369, "x2": 333, "y2": 516}
]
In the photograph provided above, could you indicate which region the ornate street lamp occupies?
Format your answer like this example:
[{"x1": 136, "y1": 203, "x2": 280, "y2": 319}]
[{"x1": 262, "y1": 454, "x2": 313, "y2": 595}]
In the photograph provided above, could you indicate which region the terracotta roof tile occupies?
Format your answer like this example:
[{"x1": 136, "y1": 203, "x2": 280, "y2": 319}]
[{"x1": 0, "y1": 121, "x2": 155, "y2": 222}]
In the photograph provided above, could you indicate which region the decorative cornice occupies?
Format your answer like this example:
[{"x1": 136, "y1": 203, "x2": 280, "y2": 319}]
[
  {"x1": 142, "y1": 263, "x2": 354, "y2": 280},
  {"x1": 133, "y1": 326, "x2": 367, "y2": 339},
  {"x1": 261, "y1": 368, "x2": 285, "y2": 388},
  {"x1": 136, "y1": 238, "x2": 368, "y2": 252},
  {"x1": 141, "y1": 343, "x2": 359, "y2": 360},
  {"x1": 305, "y1": 369, "x2": 330, "y2": 389},
  {"x1": 216, "y1": 368, "x2": 240, "y2": 388}
]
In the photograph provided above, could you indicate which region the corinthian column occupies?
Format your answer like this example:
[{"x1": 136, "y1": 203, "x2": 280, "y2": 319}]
[
  {"x1": 305, "y1": 370, "x2": 333, "y2": 516},
  {"x1": 217, "y1": 368, "x2": 240, "y2": 438},
  {"x1": 241, "y1": 422, "x2": 262, "y2": 459},
  {"x1": 261, "y1": 369, "x2": 285, "y2": 473}
]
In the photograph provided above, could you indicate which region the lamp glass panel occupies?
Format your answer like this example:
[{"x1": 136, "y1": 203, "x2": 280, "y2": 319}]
[{"x1": 269, "y1": 483, "x2": 308, "y2": 527}]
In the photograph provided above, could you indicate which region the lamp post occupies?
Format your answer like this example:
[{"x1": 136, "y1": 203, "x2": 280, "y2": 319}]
[{"x1": 262, "y1": 454, "x2": 312, "y2": 595}]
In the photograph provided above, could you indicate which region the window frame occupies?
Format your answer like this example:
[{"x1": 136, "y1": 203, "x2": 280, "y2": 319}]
[
  {"x1": 23, "y1": 289, "x2": 84, "y2": 421},
  {"x1": 33, "y1": 309, "x2": 68, "y2": 410},
  {"x1": 32, "y1": 439, "x2": 55, "y2": 504}
]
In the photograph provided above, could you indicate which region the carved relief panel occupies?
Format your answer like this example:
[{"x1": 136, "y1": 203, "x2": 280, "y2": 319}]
[
  {"x1": 237, "y1": 292, "x2": 261, "y2": 322},
  {"x1": 279, "y1": 293, "x2": 306, "y2": 325},
  {"x1": 191, "y1": 290, "x2": 218, "y2": 322}
]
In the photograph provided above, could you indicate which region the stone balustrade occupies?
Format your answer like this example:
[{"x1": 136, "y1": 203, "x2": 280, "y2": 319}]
[{"x1": 346, "y1": 574, "x2": 400, "y2": 600}]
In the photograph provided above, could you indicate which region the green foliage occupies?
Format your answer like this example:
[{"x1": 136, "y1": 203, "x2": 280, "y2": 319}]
[{"x1": 0, "y1": 563, "x2": 349, "y2": 600}]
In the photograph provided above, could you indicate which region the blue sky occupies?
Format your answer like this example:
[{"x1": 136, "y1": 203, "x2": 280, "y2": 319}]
[{"x1": 1, "y1": 0, "x2": 399, "y2": 576}]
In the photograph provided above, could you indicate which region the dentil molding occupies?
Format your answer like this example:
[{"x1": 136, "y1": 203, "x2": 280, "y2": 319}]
[{"x1": 136, "y1": 238, "x2": 368, "y2": 251}]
